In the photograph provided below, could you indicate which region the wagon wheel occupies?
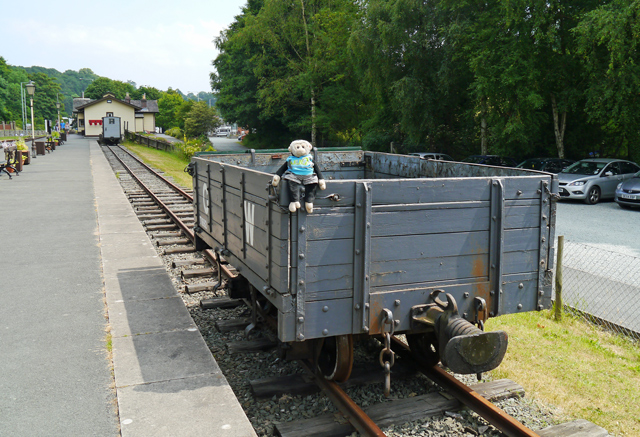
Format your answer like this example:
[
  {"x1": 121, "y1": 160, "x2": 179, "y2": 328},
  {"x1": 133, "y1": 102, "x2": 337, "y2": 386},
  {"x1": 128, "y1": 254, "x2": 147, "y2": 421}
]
[
  {"x1": 316, "y1": 334, "x2": 354, "y2": 382},
  {"x1": 406, "y1": 332, "x2": 440, "y2": 367}
]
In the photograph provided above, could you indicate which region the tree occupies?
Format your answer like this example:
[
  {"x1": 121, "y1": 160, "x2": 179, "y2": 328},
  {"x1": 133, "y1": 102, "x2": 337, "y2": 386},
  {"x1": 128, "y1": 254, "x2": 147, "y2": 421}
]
[
  {"x1": 238, "y1": 0, "x2": 360, "y2": 146},
  {"x1": 350, "y1": 0, "x2": 474, "y2": 155},
  {"x1": 85, "y1": 77, "x2": 135, "y2": 100},
  {"x1": 575, "y1": 0, "x2": 640, "y2": 161},
  {"x1": 157, "y1": 89, "x2": 185, "y2": 130},
  {"x1": 26, "y1": 72, "x2": 63, "y2": 124},
  {"x1": 183, "y1": 101, "x2": 221, "y2": 138},
  {"x1": 0, "y1": 57, "x2": 29, "y2": 125},
  {"x1": 133, "y1": 86, "x2": 162, "y2": 101},
  {"x1": 212, "y1": 0, "x2": 300, "y2": 147}
]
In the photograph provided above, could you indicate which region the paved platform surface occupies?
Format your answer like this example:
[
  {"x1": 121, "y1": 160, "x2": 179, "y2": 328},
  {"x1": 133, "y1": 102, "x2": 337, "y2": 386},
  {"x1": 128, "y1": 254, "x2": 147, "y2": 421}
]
[{"x1": 0, "y1": 135, "x2": 256, "y2": 436}]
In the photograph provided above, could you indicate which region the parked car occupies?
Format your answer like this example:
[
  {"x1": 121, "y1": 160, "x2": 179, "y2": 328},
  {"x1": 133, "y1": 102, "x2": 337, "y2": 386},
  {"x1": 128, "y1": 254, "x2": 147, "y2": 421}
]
[
  {"x1": 516, "y1": 157, "x2": 575, "y2": 174},
  {"x1": 215, "y1": 126, "x2": 232, "y2": 137},
  {"x1": 615, "y1": 169, "x2": 640, "y2": 209},
  {"x1": 409, "y1": 152, "x2": 454, "y2": 161},
  {"x1": 462, "y1": 155, "x2": 518, "y2": 167},
  {"x1": 557, "y1": 158, "x2": 640, "y2": 205}
]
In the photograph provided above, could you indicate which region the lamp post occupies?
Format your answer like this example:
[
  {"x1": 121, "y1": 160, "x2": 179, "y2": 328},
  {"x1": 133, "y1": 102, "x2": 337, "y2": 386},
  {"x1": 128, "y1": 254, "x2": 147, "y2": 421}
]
[
  {"x1": 25, "y1": 81, "x2": 36, "y2": 158},
  {"x1": 56, "y1": 97, "x2": 61, "y2": 132},
  {"x1": 20, "y1": 82, "x2": 30, "y2": 133}
]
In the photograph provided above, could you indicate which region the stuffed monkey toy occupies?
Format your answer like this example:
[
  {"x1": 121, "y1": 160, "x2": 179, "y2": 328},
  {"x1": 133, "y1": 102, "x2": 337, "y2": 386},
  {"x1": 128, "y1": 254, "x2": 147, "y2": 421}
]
[{"x1": 271, "y1": 140, "x2": 326, "y2": 213}]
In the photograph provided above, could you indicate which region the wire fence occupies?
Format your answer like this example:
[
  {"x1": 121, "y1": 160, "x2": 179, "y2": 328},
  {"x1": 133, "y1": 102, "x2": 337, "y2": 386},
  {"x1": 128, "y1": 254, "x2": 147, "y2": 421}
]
[{"x1": 557, "y1": 239, "x2": 640, "y2": 342}]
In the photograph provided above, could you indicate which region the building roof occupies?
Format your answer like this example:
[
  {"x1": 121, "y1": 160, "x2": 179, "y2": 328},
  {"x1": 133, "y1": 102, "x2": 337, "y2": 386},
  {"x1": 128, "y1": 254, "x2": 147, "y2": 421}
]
[
  {"x1": 73, "y1": 93, "x2": 158, "y2": 114},
  {"x1": 130, "y1": 100, "x2": 159, "y2": 113},
  {"x1": 72, "y1": 98, "x2": 92, "y2": 112}
]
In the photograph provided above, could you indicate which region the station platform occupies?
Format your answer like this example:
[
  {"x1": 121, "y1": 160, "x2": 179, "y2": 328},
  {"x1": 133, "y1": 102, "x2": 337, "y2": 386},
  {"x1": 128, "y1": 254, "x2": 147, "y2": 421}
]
[{"x1": 0, "y1": 135, "x2": 257, "y2": 436}]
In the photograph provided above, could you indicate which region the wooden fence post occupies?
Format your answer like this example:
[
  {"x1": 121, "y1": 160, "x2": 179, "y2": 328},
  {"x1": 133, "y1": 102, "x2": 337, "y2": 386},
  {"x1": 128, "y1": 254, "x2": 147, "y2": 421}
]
[{"x1": 555, "y1": 235, "x2": 563, "y2": 321}]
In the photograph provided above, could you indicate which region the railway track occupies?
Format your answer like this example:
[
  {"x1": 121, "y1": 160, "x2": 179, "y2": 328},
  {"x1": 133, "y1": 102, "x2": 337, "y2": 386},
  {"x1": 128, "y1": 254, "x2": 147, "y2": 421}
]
[{"x1": 101, "y1": 144, "x2": 607, "y2": 437}]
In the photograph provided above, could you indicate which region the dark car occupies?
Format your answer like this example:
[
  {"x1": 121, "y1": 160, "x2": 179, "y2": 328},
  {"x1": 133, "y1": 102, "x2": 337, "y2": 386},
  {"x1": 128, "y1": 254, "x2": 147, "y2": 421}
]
[
  {"x1": 615, "y1": 169, "x2": 640, "y2": 209},
  {"x1": 516, "y1": 157, "x2": 575, "y2": 174},
  {"x1": 557, "y1": 158, "x2": 640, "y2": 204},
  {"x1": 462, "y1": 155, "x2": 518, "y2": 167}
]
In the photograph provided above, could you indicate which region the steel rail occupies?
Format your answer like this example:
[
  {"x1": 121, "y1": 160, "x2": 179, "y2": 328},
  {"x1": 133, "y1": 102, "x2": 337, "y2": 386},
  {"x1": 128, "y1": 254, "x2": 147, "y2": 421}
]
[
  {"x1": 390, "y1": 337, "x2": 539, "y2": 437},
  {"x1": 248, "y1": 303, "x2": 385, "y2": 437},
  {"x1": 108, "y1": 147, "x2": 195, "y2": 240},
  {"x1": 297, "y1": 359, "x2": 387, "y2": 437},
  {"x1": 108, "y1": 146, "x2": 234, "y2": 286},
  {"x1": 114, "y1": 145, "x2": 193, "y2": 201}
]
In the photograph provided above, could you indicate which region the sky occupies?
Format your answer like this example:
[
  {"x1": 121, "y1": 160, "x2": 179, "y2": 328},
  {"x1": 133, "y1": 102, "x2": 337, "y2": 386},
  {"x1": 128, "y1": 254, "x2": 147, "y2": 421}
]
[{"x1": 3, "y1": 0, "x2": 248, "y2": 94}]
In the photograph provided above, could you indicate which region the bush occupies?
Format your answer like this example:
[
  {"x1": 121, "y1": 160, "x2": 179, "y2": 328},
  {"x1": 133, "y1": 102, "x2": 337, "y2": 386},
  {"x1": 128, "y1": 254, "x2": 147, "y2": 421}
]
[
  {"x1": 166, "y1": 127, "x2": 182, "y2": 138},
  {"x1": 174, "y1": 137, "x2": 212, "y2": 160}
]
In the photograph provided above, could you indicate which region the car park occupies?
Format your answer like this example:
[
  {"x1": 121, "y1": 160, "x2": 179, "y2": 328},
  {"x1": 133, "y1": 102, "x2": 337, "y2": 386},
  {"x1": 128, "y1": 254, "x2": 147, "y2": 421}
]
[
  {"x1": 409, "y1": 152, "x2": 455, "y2": 161},
  {"x1": 615, "y1": 169, "x2": 640, "y2": 209},
  {"x1": 462, "y1": 155, "x2": 518, "y2": 167},
  {"x1": 557, "y1": 158, "x2": 640, "y2": 205},
  {"x1": 516, "y1": 157, "x2": 575, "y2": 174}
]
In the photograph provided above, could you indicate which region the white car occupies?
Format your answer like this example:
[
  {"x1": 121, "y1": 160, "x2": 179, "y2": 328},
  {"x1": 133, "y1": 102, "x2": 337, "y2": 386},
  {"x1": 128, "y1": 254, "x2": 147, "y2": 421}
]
[
  {"x1": 557, "y1": 158, "x2": 640, "y2": 204},
  {"x1": 215, "y1": 127, "x2": 232, "y2": 137}
]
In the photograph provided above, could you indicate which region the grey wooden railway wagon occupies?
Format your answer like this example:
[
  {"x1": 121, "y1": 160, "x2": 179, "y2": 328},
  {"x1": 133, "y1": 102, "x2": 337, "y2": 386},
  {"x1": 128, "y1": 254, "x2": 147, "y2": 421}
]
[
  {"x1": 191, "y1": 149, "x2": 557, "y2": 377},
  {"x1": 99, "y1": 116, "x2": 122, "y2": 145}
]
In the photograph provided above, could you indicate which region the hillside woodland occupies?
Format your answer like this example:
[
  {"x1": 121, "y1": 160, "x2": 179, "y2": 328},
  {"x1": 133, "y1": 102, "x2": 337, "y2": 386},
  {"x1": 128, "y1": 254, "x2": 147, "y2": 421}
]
[{"x1": 0, "y1": 58, "x2": 215, "y2": 134}]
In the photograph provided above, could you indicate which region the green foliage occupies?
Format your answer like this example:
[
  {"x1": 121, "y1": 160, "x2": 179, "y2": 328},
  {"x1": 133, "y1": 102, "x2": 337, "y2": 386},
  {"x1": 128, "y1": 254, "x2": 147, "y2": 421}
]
[
  {"x1": 157, "y1": 89, "x2": 185, "y2": 129},
  {"x1": 211, "y1": 0, "x2": 640, "y2": 161},
  {"x1": 183, "y1": 101, "x2": 221, "y2": 138},
  {"x1": 133, "y1": 86, "x2": 162, "y2": 101},
  {"x1": 165, "y1": 127, "x2": 182, "y2": 138},
  {"x1": 174, "y1": 137, "x2": 210, "y2": 160},
  {"x1": 84, "y1": 77, "x2": 136, "y2": 100},
  {"x1": 574, "y1": 0, "x2": 640, "y2": 161}
]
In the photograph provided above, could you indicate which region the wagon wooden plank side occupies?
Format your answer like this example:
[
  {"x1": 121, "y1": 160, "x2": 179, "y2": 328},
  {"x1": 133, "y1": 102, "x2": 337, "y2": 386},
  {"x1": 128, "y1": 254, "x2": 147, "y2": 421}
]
[{"x1": 192, "y1": 149, "x2": 557, "y2": 374}]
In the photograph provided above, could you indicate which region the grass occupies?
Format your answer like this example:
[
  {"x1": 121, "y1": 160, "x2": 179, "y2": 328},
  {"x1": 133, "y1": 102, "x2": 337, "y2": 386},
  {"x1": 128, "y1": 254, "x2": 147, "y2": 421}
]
[
  {"x1": 122, "y1": 142, "x2": 640, "y2": 436},
  {"x1": 122, "y1": 141, "x2": 193, "y2": 189},
  {"x1": 486, "y1": 310, "x2": 640, "y2": 436}
]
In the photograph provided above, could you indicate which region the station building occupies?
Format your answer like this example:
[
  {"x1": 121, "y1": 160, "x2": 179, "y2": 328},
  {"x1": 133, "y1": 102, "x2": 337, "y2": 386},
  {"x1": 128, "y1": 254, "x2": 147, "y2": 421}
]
[{"x1": 73, "y1": 92, "x2": 158, "y2": 137}]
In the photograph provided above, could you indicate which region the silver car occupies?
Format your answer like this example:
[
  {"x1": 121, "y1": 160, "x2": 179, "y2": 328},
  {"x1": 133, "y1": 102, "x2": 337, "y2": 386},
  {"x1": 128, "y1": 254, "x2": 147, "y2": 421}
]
[
  {"x1": 615, "y1": 169, "x2": 640, "y2": 209},
  {"x1": 409, "y1": 152, "x2": 454, "y2": 161},
  {"x1": 557, "y1": 158, "x2": 640, "y2": 204}
]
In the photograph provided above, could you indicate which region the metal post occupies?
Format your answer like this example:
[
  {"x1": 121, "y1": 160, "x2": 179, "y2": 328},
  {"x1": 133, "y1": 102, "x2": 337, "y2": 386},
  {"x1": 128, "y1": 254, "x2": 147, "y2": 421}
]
[
  {"x1": 56, "y1": 95, "x2": 61, "y2": 133},
  {"x1": 20, "y1": 85, "x2": 25, "y2": 133},
  {"x1": 555, "y1": 235, "x2": 563, "y2": 321},
  {"x1": 30, "y1": 97, "x2": 36, "y2": 158},
  {"x1": 20, "y1": 82, "x2": 29, "y2": 134}
]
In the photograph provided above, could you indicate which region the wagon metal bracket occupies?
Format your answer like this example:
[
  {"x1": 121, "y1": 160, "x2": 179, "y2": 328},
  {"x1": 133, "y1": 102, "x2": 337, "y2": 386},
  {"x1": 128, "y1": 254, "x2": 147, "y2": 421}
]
[{"x1": 410, "y1": 291, "x2": 508, "y2": 375}]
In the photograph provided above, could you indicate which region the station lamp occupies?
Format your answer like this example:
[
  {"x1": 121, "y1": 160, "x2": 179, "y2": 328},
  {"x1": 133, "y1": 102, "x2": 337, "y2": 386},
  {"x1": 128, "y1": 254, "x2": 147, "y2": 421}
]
[{"x1": 25, "y1": 81, "x2": 36, "y2": 158}]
